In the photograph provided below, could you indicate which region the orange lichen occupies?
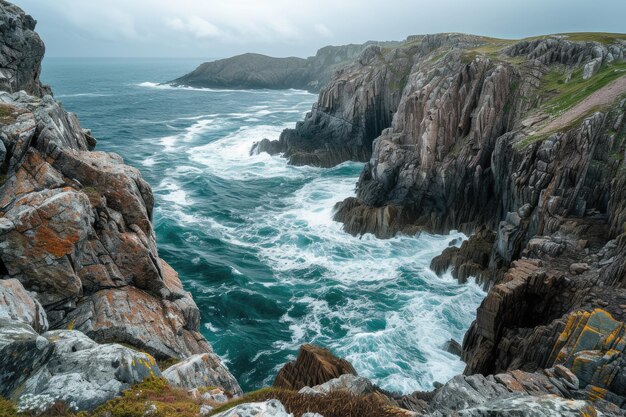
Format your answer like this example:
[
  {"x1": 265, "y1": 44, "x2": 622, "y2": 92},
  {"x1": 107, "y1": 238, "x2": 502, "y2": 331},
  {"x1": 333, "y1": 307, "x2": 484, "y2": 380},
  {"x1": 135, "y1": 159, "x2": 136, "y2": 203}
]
[{"x1": 34, "y1": 224, "x2": 80, "y2": 258}]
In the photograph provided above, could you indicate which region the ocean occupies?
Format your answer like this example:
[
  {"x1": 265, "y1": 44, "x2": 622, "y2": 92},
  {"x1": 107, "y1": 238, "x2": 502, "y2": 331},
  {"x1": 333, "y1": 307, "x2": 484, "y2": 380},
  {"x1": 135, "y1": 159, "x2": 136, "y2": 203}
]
[{"x1": 41, "y1": 57, "x2": 485, "y2": 394}]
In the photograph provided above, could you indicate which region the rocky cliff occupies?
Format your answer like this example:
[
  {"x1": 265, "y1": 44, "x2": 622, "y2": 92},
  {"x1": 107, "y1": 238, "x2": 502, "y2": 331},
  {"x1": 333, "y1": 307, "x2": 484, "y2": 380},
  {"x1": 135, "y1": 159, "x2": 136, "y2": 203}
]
[
  {"x1": 0, "y1": 0, "x2": 240, "y2": 412},
  {"x1": 250, "y1": 31, "x2": 626, "y2": 415},
  {"x1": 171, "y1": 41, "x2": 398, "y2": 93}
]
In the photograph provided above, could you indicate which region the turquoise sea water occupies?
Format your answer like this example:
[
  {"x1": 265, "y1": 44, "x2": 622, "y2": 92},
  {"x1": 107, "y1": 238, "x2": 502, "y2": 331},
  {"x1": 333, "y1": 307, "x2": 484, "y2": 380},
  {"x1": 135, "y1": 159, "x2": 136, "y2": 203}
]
[{"x1": 41, "y1": 58, "x2": 485, "y2": 394}]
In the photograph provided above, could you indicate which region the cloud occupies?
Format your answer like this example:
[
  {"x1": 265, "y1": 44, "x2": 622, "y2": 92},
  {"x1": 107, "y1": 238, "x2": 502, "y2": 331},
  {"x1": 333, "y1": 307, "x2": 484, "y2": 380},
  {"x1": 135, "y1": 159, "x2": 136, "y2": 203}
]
[
  {"x1": 166, "y1": 16, "x2": 221, "y2": 39},
  {"x1": 314, "y1": 23, "x2": 333, "y2": 38},
  {"x1": 10, "y1": 0, "x2": 626, "y2": 58}
]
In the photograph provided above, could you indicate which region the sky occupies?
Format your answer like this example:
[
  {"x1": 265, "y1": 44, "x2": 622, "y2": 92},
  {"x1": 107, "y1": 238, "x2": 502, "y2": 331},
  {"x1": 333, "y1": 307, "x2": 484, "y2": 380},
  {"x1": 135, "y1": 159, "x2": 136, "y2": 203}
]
[{"x1": 10, "y1": 0, "x2": 626, "y2": 59}]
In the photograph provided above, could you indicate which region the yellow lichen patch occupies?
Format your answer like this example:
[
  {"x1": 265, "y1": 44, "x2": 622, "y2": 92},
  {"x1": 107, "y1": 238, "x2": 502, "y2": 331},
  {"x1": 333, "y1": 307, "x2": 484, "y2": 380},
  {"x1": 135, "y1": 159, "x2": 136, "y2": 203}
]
[
  {"x1": 551, "y1": 309, "x2": 624, "y2": 366},
  {"x1": 586, "y1": 385, "x2": 608, "y2": 402}
]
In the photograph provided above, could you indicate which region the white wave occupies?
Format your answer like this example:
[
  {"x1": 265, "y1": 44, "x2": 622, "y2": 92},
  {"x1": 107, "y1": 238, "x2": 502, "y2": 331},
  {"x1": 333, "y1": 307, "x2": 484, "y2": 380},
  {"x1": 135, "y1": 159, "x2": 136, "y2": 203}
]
[
  {"x1": 145, "y1": 91, "x2": 483, "y2": 393},
  {"x1": 137, "y1": 81, "x2": 280, "y2": 94},
  {"x1": 157, "y1": 179, "x2": 191, "y2": 207},
  {"x1": 188, "y1": 124, "x2": 318, "y2": 181},
  {"x1": 159, "y1": 118, "x2": 222, "y2": 152},
  {"x1": 56, "y1": 92, "x2": 111, "y2": 98},
  {"x1": 142, "y1": 157, "x2": 156, "y2": 167}
]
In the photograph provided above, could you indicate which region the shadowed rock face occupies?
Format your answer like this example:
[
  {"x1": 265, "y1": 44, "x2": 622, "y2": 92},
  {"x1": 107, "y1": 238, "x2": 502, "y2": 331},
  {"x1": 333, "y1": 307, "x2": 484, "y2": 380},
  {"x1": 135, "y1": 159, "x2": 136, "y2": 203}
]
[
  {"x1": 0, "y1": 0, "x2": 50, "y2": 97},
  {"x1": 0, "y1": 0, "x2": 240, "y2": 397},
  {"x1": 252, "y1": 44, "x2": 418, "y2": 167}
]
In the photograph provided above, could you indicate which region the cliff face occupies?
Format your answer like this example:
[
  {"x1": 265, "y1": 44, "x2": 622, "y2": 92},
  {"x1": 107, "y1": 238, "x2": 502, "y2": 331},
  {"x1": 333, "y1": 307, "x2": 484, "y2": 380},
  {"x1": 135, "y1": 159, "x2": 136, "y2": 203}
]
[
  {"x1": 0, "y1": 1, "x2": 241, "y2": 410},
  {"x1": 0, "y1": 0, "x2": 49, "y2": 97},
  {"x1": 267, "y1": 31, "x2": 626, "y2": 413},
  {"x1": 171, "y1": 41, "x2": 398, "y2": 93}
]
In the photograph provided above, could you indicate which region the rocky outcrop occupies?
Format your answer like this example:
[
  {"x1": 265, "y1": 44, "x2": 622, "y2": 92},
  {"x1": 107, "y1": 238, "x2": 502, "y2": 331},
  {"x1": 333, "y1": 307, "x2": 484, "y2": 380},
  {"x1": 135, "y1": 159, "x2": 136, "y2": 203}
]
[
  {"x1": 298, "y1": 374, "x2": 375, "y2": 396},
  {"x1": 251, "y1": 33, "x2": 626, "y2": 415},
  {"x1": 0, "y1": 0, "x2": 241, "y2": 410},
  {"x1": 274, "y1": 344, "x2": 357, "y2": 390},
  {"x1": 211, "y1": 400, "x2": 294, "y2": 417},
  {"x1": 0, "y1": 278, "x2": 47, "y2": 332},
  {"x1": 328, "y1": 37, "x2": 626, "y2": 239},
  {"x1": 163, "y1": 353, "x2": 243, "y2": 397},
  {"x1": 171, "y1": 42, "x2": 398, "y2": 93},
  {"x1": 0, "y1": 74, "x2": 213, "y2": 362},
  {"x1": 251, "y1": 43, "x2": 420, "y2": 167},
  {"x1": 0, "y1": 0, "x2": 49, "y2": 97},
  {"x1": 430, "y1": 228, "x2": 496, "y2": 287},
  {"x1": 0, "y1": 321, "x2": 161, "y2": 412}
]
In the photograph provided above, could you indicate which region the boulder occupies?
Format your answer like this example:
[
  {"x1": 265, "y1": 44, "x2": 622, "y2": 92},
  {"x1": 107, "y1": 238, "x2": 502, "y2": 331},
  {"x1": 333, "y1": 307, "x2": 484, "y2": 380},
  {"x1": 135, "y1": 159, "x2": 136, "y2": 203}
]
[
  {"x1": 443, "y1": 339, "x2": 462, "y2": 357},
  {"x1": 211, "y1": 399, "x2": 293, "y2": 417},
  {"x1": 3, "y1": 328, "x2": 162, "y2": 412},
  {"x1": 163, "y1": 353, "x2": 243, "y2": 397},
  {"x1": 0, "y1": 188, "x2": 93, "y2": 307},
  {"x1": 298, "y1": 374, "x2": 374, "y2": 396},
  {"x1": 0, "y1": 320, "x2": 52, "y2": 398},
  {"x1": 430, "y1": 229, "x2": 496, "y2": 287},
  {"x1": 0, "y1": 278, "x2": 48, "y2": 332},
  {"x1": 274, "y1": 344, "x2": 357, "y2": 390}
]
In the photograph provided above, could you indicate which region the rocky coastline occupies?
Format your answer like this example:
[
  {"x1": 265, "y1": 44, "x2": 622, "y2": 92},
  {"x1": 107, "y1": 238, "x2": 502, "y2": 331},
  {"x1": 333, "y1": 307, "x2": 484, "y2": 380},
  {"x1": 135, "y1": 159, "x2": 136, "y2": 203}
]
[
  {"x1": 3, "y1": 0, "x2": 626, "y2": 415},
  {"x1": 0, "y1": 0, "x2": 240, "y2": 413},
  {"x1": 247, "y1": 31, "x2": 626, "y2": 416},
  {"x1": 170, "y1": 41, "x2": 399, "y2": 94}
]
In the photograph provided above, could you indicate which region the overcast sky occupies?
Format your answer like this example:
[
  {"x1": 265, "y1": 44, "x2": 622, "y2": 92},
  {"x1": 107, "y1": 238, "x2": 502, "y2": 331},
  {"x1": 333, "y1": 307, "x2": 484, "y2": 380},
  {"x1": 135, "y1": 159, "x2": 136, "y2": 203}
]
[{"x1": 11, "y1": 0, "x2": 626, "y2": 59}]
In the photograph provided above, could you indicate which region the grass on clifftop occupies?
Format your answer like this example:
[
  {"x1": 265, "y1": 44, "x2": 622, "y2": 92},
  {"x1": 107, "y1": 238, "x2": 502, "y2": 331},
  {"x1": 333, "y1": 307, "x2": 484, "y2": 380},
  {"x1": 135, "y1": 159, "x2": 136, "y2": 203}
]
[
  {"x1": 540, "y1": 61, "x2": 626, "y2": 116},
  {"x1": 0, "y1": 378, "x2": 205, "y2": 417},
  {"x1": 530, "y1": 32, "x2": 626, "y2": 44},
  {"x1": 1, "y1": 380, "x2": 408, "y2": 417},
  {"x1": 209, "y1": 387, "x2": 405, "y2": 417}
]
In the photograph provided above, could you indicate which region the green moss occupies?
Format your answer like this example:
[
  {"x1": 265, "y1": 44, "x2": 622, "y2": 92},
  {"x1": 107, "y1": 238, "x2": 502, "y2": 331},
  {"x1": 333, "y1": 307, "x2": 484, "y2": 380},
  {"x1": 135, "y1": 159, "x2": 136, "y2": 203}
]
[
  {"x1": 209, "y1": 387, "x2": 280, "y2": 415},
  {"x1": 90, "y1": 378, "x2": 200, "y2": 417},
  {"x1": 157, "y1": 357, "x2": 181, "y2": 372},
  {"x1": 540, "y1": 62, "x2": 626, "y2": 116},
  {"x1": 210, "y1": 388, "x2": 399, "y2": 417},
  {"x1": 0, "y1": 104, "x2": 17, "y2": 125},
  {"x1": 515, "y1": 133, "x2": 550, "y2": 149},
  {"x1": 522, "y1": 32, "x2": 626, "y2": 45},
  {"x1": 0, "y1": 398, "x2": 18, "y2": 417}
]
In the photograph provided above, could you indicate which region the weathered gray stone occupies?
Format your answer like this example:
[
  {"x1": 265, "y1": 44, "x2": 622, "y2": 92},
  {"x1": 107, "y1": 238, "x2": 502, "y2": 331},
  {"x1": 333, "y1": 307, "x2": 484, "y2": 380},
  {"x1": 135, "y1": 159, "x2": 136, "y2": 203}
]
[
  {"x1": 163, "y1": 353, "x2": 243, "y2": 397},
  {"x1": 17, "y1": 329, "x2": 161, "y2": 412},
  {"x1": 298, "y1": 374, "x2": 375, "y2": 396},
  {"x1": 452, "y1": 395, "x2": 598, "y2": 417},
  {"x1": 211, "y1": 400, "x2": 293, "y2": 417},
  {"x1": 0, "y1": 278, "x2": 48, "y2": 332},
  {"x1": 0, "y1": 0, "x2": 50, "y2": 96},
  {"x1": 0, "y1": 319, "x2": 52, "y2": 398}
]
